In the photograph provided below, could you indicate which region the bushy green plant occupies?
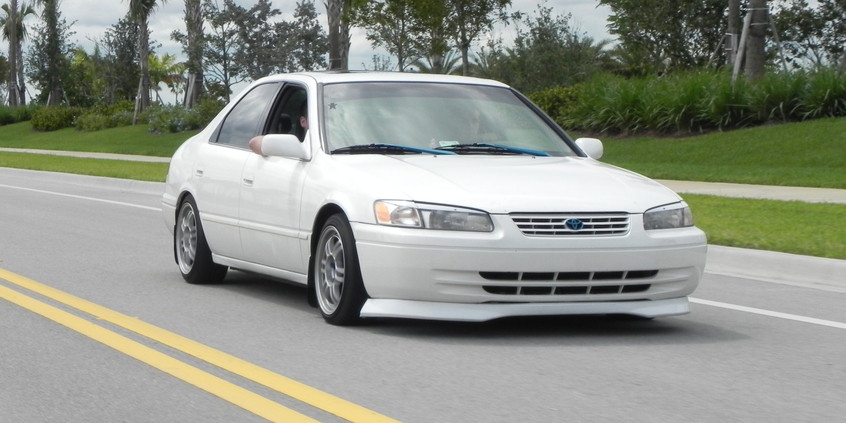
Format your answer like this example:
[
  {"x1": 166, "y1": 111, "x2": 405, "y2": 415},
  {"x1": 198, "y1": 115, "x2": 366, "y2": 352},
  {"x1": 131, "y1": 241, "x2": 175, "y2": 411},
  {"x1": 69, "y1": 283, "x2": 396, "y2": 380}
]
[
  {"x1": 88, "y1": 100, "x2": 135, "y2": 117},
  {"x1": 748, "y1": 71, "x2": 806, "y2": 123},
  {"x1": 195, "y1": 97, "x2": 226, "y2": 126},
  {"x1": 0, "y1": 107, "x2": 14, "y2": 126},
  {"x1": 75, "y1": 113, "x2": 111, "y2": 132},
  {"x1": 110, "y1": 111, "x2": 134, "y2": 127},
  {"x1": 547, "y1": 68, "x2": 846, "y2": 135},
  {"x1": 802, "y1": 68, "x2": 846, "y2": 120},
  {"x1": 0, "y1": 104, "x2": 38, "y2": 126},
  {"x1": 528, "y1": 85, "x2": 582, "y2": 125},
  {"x1": 31, "y1": 106, "x2": 83, "y2": 131},
  {"x1": 697, "y1": 73, "x2": 754, "y2": 130},
  {"x1": 147, "y1": 105, "x2": 204, "y2": 133}
]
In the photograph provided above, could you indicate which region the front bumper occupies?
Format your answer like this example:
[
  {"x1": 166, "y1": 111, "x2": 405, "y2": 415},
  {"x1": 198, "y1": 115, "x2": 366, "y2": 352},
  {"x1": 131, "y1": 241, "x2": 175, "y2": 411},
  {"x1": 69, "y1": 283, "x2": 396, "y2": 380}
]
[
  {"x1": 351, "y1": 214, "x2": 706, "y2": 320},
  {"x1": 360, "y1": 297, "x2": 691, "y2": 321}
]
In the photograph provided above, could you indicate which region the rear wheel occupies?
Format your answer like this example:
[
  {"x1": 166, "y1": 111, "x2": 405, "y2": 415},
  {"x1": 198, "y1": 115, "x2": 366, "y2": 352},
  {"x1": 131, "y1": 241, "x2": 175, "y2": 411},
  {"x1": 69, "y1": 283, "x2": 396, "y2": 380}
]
[
  {"x1": 175, "y1": 196, "x2": 227, "y2": 284},
  {"x1": 314, "y1": 214, "x2": 368, "y2": 325}
]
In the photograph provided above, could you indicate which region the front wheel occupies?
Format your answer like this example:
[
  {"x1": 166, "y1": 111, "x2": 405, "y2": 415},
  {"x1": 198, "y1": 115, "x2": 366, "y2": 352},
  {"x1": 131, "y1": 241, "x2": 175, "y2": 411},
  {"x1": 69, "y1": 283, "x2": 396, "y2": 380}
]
[
  {"x1": 314, "y1": 214, "x2": 368, "y2": 325},
  {"x1": 175, "y1": 196, "x2": 228, "y2": 284}
]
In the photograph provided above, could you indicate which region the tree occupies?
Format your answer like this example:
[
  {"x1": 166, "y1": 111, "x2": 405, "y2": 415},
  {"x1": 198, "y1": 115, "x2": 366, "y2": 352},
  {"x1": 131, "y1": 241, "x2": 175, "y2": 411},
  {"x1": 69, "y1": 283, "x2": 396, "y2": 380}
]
[
  {"x1": 745, "y1": 0, "x2": 768, "y2": 79},
  {"x1": 199, "y1": 0, "x2": 242, "y2": 102},
  {"x1": 26, "y1": 0, "x2": 75, "y2": 105},
  {"x1": 231, "y1": 0, "x2": 280, "y2": 80},
  {"x1": 772, "y1": 0, "x2": 846, "y2": 70},
  {"x1": 600, "y1": 0, "x2": 728, "y2": 73},
  {"x1": 325, "y1": 0, "x2": 351, "y2": 70},
  {"x1": 99, "y1": 17, "x2": 142, "y2": 104},
  {"x1": 126, "y1": 0, "x2": 167, "y2": 113},
  {"x1": 284, "y1": 0, "x2": 328, "y2": 72},
  {"x1": 349, "y1": 0, "x2": 423, "y2": 71},
  {"x1": 0, "y1": 52, "x2": 8, "y2": 104},
  {"x1": 1, "y1": 0, "x2": 36, "y2": 105},
  {"x1": 148, "y1": 52, "x2": 183, "y2": 104},
  {"x1": 182, "y1": 0, "x2": 203, "y2": 108},
  {"x1": 444, "y1": 0, "x2": 510, "y2": 76},
  {"x1": 473, "y1": 6, "x2": 609, "y2": 93}
]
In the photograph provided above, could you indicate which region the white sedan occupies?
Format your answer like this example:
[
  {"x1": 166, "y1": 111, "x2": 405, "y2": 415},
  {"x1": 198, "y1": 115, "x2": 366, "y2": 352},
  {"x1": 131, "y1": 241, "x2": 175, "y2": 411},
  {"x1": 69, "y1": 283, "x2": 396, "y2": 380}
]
[{"x1": 162, "y1": 72, "x2": 707, "y2": 325}]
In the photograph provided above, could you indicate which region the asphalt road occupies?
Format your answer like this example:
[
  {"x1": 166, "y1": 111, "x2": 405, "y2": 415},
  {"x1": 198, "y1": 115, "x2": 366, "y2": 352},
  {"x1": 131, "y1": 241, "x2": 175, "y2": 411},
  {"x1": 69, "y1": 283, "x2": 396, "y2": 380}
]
[{"x1": 1, "y1": 168, "x2": 844, "y2": 423}]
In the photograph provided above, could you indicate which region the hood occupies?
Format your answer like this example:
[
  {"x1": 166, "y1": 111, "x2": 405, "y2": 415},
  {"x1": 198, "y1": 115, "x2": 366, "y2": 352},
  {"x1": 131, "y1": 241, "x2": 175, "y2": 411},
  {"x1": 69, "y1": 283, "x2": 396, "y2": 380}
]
[{"x1": 330, "y1": 155, "x2": 681, "y2": 214}]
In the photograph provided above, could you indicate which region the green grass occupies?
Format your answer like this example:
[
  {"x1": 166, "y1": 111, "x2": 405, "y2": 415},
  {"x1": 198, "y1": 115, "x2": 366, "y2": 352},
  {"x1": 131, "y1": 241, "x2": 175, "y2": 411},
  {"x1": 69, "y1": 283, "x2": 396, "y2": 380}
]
[
  {"x1": 0, "y1": 121, "x2": 195, "y2": 157},
  {"x1": 0, "y1": 152, "x2": 170, "y2": 182},
  {"x1": 684, "y1": 194, "x2": 846, "y2": 260},
  {"x1": 600, "y1": 116, "x2": 846, "y2": 188}
]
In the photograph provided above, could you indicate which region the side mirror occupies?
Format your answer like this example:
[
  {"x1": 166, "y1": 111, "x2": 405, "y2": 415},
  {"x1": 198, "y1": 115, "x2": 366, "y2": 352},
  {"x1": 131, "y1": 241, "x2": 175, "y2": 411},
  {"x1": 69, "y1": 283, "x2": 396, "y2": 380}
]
[
  {"x1": 261, "y1": 133, "x2": 311, "y2": 160},
  {"x1": 575, "y1": 137, "x2": 603, "y2": 160}
]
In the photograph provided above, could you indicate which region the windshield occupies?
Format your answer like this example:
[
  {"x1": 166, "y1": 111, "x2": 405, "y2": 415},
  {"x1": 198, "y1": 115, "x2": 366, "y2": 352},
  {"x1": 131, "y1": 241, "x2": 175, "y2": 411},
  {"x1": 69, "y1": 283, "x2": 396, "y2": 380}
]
[{"x1": 322, "y1": 82, "x2": 577, "y2": 157}]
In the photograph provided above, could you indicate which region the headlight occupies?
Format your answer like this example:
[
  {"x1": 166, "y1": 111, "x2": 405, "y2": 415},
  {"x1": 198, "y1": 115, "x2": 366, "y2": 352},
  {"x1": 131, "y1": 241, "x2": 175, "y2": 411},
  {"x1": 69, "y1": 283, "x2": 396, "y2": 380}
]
[
  {"x1": 643, "y1": 202, "x2": 694, "y2": 230},
  {"x1": 374, "y1": 201, "x2": 493, "y2": 232}
]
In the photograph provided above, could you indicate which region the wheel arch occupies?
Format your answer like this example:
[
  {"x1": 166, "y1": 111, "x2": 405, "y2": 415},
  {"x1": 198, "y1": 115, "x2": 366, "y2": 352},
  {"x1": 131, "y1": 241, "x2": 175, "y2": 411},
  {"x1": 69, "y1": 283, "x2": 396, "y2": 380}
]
[{"x1": 307, "y1": 202, "x2": 347, "y2": 308}]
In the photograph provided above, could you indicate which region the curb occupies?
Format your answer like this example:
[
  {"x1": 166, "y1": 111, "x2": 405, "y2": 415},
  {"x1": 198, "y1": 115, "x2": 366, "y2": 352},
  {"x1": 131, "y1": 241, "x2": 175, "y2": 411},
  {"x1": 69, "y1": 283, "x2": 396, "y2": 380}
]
[
  {"x1": 0, "y1": 147, "x2": 171, "y2": 163},
  {"x1": 658, "y1": 179, "x2": 846, "y2": 204},
  {"x1": 705, "y1": 245, "x2": 846, "y2": 293}
]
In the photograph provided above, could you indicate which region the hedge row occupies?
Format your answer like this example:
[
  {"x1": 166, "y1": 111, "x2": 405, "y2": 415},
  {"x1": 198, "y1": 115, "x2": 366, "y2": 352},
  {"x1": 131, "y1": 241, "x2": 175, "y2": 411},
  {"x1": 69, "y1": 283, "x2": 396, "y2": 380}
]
[{"x1": 529, "y1": 68, "x2": 846, "y2": 135}]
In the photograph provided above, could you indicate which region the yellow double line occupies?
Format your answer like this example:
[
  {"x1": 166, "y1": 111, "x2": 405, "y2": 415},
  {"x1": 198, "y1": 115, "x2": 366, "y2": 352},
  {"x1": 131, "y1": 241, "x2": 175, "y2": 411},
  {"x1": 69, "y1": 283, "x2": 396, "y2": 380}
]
[{"x1": 0, "y1": 267, "x2": 400, "y2": 423}]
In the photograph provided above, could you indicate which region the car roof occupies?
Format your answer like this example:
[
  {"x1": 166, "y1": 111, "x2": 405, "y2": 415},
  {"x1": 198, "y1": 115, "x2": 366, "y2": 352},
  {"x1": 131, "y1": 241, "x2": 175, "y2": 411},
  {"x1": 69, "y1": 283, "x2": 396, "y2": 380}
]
[{"x1": 254, "y1": 71, "x2": 510, "y2": 88}]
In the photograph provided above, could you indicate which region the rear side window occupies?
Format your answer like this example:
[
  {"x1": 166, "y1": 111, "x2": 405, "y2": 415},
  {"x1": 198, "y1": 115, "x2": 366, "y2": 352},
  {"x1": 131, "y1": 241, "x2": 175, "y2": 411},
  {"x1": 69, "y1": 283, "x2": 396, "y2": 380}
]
[{"x1": 215, "y1": 83, "x2": 280, "y2": 148}]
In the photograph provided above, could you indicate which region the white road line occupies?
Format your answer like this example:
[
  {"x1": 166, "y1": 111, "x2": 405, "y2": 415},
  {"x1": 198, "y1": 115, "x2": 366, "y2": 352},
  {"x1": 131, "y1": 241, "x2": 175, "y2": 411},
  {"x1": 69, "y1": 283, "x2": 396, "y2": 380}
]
[
  {"x1": 0, "y1": 183, "x2": 160, "y2": 212},
  {"x1": 690, "y1": 297, "x2": 846, "y2": 330}
]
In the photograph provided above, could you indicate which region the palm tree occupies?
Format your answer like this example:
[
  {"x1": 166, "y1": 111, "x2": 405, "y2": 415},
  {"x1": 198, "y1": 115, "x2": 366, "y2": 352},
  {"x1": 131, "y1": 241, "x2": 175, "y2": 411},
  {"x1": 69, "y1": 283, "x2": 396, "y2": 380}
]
[
  {"x1": 1, "y1": 0, "x2": 35, "y2": 106},
  {"x1": 412, "y1": 50, "x2": 462, "y2": 74},
  {"x1": 148, "y1": 52, "x2": 182, "y2": 105},
  {"x1": 126, "y1": 0, "x2": 167, "y2": 114},
  {"x1": 34, "y1": 0, "x2": 62, "y2": 105},
  {"x1": 183, "y1": 0, "x2": 203, "y2": 108}
]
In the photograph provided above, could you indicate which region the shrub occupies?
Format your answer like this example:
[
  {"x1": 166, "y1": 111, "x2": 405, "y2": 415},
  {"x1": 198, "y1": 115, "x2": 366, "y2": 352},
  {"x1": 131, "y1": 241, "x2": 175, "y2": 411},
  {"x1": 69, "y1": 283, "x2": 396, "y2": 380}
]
[
  {"x1": 748, "y1": 71, "x2": 806, "y2": 123},
  {"x1": 801, "y1": 68, "x2": 846, "y2": 120},
  {"x1": 528, "y1": 85, "x2": 582, "y2": 126},
  {"x1": 147, "y1": 105, "x2": 204, "y2": 133},
  {"x1": 0, "y1": 107, "x2": 14, "y2": 126},
  {"x1": 0, "y1": 104, "x2": 38, "y2": 126},
  {"x1": 195, "y1": 97, "x2": 226, "y2": 126},
  {"x1": 75, "y1": 113, "x2": 111, "y2": 132},
  {"x1": 31, "y1": 106, "x2": 82, "y2": 131}
]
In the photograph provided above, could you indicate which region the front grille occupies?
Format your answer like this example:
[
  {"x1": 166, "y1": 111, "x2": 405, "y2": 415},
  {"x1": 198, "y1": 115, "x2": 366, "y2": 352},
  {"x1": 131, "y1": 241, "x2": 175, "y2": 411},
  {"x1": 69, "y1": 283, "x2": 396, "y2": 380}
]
[
  {"x1": 480, "y1": 270, "x2": 657, "y2": 296},
  {"x1": 510, "y1": 213, "x2": 630, "y2": 236}
]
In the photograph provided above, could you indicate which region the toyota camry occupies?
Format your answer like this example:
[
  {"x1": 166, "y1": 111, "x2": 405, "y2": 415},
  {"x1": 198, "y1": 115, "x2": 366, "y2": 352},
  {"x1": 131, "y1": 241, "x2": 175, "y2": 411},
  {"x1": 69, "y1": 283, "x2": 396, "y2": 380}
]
[{"x1": 162, "y1": 72, "x2": 707, "y2": 326}]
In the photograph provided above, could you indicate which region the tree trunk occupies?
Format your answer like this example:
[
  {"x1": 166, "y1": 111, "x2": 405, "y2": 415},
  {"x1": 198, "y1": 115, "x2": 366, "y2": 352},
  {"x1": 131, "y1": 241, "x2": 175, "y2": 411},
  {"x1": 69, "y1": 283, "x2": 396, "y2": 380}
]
[
  {"x1": 326, "y1": 0, "x2": 350, "y2": 70},
  {"x1": 727, "y1": 0, "x2": 741, "y2": 66},
  {"x1": 7, "y1": 0, "x2": 19, "y2": 107},
  {"x1": 138, "y1": 18, "x2": 152, "y2": 110},
  {"x1": 744, "y1": 0, "x2": 768, "y2": 80},
  {"x1": 185, "y1": 0, "x2": 204, "y2": 108}
]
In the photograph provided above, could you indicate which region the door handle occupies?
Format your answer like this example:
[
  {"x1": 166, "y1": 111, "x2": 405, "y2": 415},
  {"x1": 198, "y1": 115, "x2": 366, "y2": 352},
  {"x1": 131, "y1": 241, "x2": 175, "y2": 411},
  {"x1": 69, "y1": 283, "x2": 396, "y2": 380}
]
[{"x1": 243, "y1": 174, "x2": 254, "y2": 187}]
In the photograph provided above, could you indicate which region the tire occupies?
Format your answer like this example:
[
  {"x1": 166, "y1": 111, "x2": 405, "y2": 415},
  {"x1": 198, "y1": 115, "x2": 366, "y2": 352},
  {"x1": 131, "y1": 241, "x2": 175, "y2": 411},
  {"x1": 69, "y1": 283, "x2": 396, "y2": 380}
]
[
  {"x1": 314, "y1": 214, "x2": 368, "y2": 325},
  {"x1": 175, "y1": 196, "x2": 228, "y2": 284}
]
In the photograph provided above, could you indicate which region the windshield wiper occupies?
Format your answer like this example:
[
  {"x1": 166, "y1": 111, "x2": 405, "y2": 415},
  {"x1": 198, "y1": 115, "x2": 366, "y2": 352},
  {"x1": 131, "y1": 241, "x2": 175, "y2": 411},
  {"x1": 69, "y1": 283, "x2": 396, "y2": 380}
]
[
  {"x1": 435, "y1": 143, "x2": 550, "y2": 156},
  {"x1": 332, "y1": 143, "x2": 456, "y2": 155}
]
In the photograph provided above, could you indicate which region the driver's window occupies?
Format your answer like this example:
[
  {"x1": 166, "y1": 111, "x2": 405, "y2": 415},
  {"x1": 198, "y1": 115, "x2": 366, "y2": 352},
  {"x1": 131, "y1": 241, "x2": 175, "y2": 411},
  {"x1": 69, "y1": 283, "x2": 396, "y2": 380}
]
[
  {"x1": 266, "y1": 86, "x2": 308, "y2": 141},
  {"x1": 215, "y1": 83, "x2": 280, "y2": 148}
]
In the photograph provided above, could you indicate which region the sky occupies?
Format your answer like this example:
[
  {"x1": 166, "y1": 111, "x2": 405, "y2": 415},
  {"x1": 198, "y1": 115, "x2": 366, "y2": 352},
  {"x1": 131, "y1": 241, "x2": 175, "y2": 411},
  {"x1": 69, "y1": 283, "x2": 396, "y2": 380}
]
[{"x1": 23, "y1": 0, "x2": 614, "y2": 100}]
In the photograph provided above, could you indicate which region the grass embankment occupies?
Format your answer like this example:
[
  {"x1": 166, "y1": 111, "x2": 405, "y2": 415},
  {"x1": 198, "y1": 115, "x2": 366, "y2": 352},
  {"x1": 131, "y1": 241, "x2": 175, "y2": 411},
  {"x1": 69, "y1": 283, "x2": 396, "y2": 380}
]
[
  {"x1": 0, "y1": 121, "x2": 194, "y2": 157},
  {"x1": 0, "y1": 121, "x2": 195, "y2": 182},
  {"x1": 1, "y1": 119, "x2": 845, "y2": 259},
  {"x1": 600, "y1": 116, "x2": 846, "y2": 189},
  {"x1": 684, "y1": 195, "x2": 846, "y2": 260}
]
